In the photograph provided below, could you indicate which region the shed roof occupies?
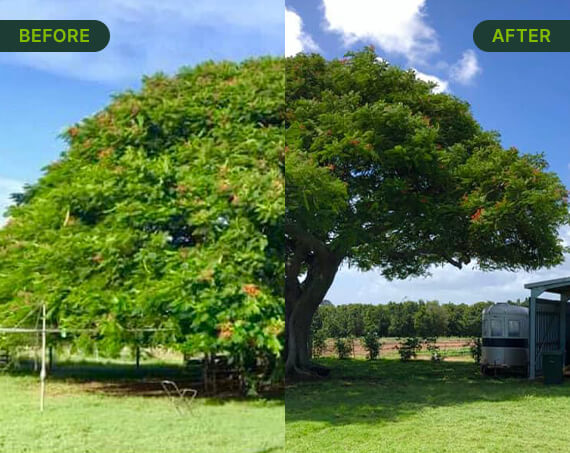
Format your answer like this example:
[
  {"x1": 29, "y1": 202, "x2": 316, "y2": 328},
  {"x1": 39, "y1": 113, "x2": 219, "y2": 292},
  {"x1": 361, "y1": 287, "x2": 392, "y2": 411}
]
[{"x1": 524, "y1": 277, "x2": 570, "y2": 295}]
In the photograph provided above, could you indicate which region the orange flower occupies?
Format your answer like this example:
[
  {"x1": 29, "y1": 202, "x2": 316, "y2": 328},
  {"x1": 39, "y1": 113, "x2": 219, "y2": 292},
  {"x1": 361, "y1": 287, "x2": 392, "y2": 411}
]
[
  {"x1": 229, "y1": 194, "x2": 239, "y2": 205},
  {"x1": 92, "y1": 253, "x2": 104, "y2": 264},
  {"x1": 243, "y1": 284, "x2": 260, "y2": 297},
  {"x1": 176, "y1": 184, "x2": 188, "y2": 194},
  {"x1": 98, "y1": 148, "x2": 113, "y2": 159},
  {"x1": 218, "y1": 322, "x2": 234, "y2": 340},
  {"x1": 218, "y1": 182, "x2": 230, "y2": 192}
]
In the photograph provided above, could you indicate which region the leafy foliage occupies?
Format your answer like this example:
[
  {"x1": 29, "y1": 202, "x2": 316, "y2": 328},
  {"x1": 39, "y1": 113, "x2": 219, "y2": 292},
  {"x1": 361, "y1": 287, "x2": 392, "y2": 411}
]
[
  {"x1": 469, "y1": 337, "x2": 482, "y2": 364},
  {"x1": 396, "y1": 337, "x2": 422, "y2": 361},
  {"x1": 424, "y1": 336, "x2": 442, "y2": 361},
  {"x1": 311, "y1": 300, "x2": 507, "y2": 340},
  {"x1": 311, "y1": 329, "x2": 327, "y2": 359},
  {"x1": 0, "y1": 58, "x2": 285, "y2": 377},
  {"x1": 334, "y1": 337, "x2": 353, "y2": 359},
  {"x1": 286, "y1": 47, "x2": 569, "y2": 279},
  {"x1": 362, "y1": 330, "x2": 381, "y2": 360}
]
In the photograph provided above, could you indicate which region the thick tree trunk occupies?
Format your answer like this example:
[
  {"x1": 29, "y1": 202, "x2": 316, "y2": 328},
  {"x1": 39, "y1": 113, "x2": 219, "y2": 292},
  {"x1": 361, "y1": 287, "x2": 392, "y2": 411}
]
[{"x1": 285, "y1": 249, "x2": 341, "y2": 378}]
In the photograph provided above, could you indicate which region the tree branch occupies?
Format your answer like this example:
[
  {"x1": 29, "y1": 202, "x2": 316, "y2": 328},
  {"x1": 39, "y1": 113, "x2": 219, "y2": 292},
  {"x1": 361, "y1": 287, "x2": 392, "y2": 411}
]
[{"x1": 285, "y1": 223, "x2": 330, "y2": 257}]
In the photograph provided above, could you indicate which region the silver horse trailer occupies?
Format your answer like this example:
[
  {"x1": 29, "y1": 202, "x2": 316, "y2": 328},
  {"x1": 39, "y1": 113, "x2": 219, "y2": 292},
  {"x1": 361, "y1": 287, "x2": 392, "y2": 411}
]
[{"x1": 481, "y1": 303, "x2": 528, "y2": 374}]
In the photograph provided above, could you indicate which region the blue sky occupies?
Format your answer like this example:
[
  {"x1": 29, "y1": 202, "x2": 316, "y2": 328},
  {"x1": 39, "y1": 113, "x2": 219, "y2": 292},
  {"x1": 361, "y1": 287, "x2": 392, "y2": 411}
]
[
  {"x1": 0, "y1": 0, "x2": 284, "y2": 220},
  {"x1": 286, "y1": 0, "x2": 570, "y2": 304}
]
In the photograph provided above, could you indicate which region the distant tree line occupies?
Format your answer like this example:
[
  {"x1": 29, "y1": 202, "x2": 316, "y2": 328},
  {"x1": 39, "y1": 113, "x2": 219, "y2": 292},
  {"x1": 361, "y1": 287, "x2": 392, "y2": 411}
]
[{"x1": 311, "y1": 299, "x2": 526, "y2": 340}]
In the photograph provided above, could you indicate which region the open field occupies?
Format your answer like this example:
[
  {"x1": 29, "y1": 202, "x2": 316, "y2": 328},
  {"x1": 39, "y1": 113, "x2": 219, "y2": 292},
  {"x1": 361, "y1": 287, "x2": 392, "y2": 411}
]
[
  {"x1": 286, "y1": 357, "x2": 570, "y2": 453},
  {"x1": 318, "y1": 337, "x2": 473, "y2": 360},
  {"x1": 0, "y1": 361, "x2": 284, "y2": 453}
]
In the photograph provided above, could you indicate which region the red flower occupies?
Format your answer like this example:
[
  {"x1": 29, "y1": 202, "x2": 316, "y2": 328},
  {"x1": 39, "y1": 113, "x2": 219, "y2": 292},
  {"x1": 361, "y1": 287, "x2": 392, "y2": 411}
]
[{"x1": 471, "y1": 208, "x2": 484, "y2": 222}]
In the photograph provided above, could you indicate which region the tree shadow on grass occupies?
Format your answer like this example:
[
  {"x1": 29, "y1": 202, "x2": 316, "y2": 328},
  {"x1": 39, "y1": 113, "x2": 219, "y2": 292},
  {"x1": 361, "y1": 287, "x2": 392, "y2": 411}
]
[
  {"x1": 285, "y1": 358, "x2": 570, "y2": 426},
  {"x1": 5, "y1": 359, "x2": 284, "y2": 403}
]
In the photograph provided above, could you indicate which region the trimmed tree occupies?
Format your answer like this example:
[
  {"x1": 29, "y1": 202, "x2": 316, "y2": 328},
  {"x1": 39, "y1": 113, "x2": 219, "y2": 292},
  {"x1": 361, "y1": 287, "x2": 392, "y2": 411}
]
[
  {"x1": 285, "y1": 48, "x2": 569, "y2": 376},
  {"x1": 0, "y1": 58, "x2": 285, "y2": 383}
]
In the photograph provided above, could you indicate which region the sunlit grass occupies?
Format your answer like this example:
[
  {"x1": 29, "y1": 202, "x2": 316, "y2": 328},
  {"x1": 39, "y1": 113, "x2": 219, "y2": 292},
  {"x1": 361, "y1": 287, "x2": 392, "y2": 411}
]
[
  {"x1": 0, "y1": 361, "x2": 284, "y2": 453},
  {"x1": 286, "y1": 358, "x2": 570, "y2": 453}
]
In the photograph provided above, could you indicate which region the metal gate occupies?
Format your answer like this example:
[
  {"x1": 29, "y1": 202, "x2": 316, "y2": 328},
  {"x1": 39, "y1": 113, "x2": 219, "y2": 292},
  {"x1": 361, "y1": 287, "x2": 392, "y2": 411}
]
[{"x1": 534, "y1": 300, "x2": 560, "y2": 374}]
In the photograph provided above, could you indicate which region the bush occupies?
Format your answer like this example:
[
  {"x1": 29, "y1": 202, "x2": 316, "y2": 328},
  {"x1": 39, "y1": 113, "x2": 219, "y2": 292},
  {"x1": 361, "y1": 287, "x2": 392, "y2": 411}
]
[
  {"x1": 312, "y1": 330, "x2": 327, "y2": 358},
  {"x1": 334, "y1": 338, "x2": 353, "y2": 359},
  {"x1": 397, "y1": 337, "x2": 422, "y2": 361},
  {"x1": 363, "y1": 331, "x2": 381, "y2": 360},
  {"x1": 469, "y1": 337, "x2": 482, "y2": 364},
  {"x1": 424, "y1": 336, "x2": 442, "y2": 361}
]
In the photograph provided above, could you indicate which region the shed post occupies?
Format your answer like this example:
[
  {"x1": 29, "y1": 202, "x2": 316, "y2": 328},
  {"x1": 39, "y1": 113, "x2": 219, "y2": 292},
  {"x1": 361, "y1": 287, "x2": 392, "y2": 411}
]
[{"x1": 529, "y1": 290, "x2": 538, "y2": 379}]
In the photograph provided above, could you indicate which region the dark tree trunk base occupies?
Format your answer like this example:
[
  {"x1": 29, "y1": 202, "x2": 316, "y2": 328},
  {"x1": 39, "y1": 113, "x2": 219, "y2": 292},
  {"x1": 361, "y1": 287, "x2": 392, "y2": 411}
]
[{"x1": 286, "y1": 362, "x2": 331, "y2": 381}]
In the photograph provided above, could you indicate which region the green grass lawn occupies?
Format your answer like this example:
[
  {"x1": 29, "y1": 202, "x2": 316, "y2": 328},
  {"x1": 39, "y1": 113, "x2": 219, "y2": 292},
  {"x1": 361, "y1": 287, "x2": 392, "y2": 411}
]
[
  {"x1": 286, "y1": 358, "x2": 570, "y2": 453},
  {"x1": 0, "y1": 362, "x2": 284, "y2": 453}
]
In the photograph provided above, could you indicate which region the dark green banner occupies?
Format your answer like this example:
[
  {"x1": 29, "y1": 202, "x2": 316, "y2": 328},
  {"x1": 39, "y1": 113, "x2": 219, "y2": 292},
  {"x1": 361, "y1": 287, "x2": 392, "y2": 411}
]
[
  {"x1": 0, "y1": 20, "x2": 109, "y2": 52},
  {"x1": 473, "y1": 20, "x2": 570, "y2": 52}
]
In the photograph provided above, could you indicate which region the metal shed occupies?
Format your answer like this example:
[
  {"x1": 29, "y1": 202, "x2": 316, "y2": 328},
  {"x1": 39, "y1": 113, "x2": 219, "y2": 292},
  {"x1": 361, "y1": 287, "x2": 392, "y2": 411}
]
[{"x1": 525, "y1": 277, "x2": 570, "y2": 379}]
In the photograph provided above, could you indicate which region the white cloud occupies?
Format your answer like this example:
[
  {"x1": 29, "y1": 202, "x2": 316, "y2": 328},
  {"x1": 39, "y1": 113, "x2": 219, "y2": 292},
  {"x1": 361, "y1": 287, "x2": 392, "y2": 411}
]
[
  {"x1": 328, "y1": 227, "x2": 570, "y2": 304},
  {"x1": 322, "y1": 0, "x2": 438, "y2": 63},
  {"x1": 413, "y1": 69, "x2": 448, "y2": 93},
  {"x1": 320, "y1": 1, "x2": 482, "y2": 89},
  {"x1": 0, "y1": 0, "x2": 283, "y2": 82},
  {"x1": 450, "y1": 49, "x2": 481, "y2": 84},
  {"x1": 0, "y1": 177, "x2": 23, "y2": 226},
  {"x1": 285, "y1": 8, "x2": 320, "y2": 57}
]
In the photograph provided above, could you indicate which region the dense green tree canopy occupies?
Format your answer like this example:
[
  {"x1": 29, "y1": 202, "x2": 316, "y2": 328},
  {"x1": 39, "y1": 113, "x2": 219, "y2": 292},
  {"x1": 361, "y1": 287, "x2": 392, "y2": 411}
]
[
  {"x1": 285, "y1": 48, "x2": 569, "y2": 375},
  {"x1": 311, "y1": 300, "x2": 500, "y2": 340},
  {"x1": 287, "y1": 49, "x2": 568, "y2": 275},
  {"x1": 0, "y1": 58, "x2": 285, "y2": 365}
]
